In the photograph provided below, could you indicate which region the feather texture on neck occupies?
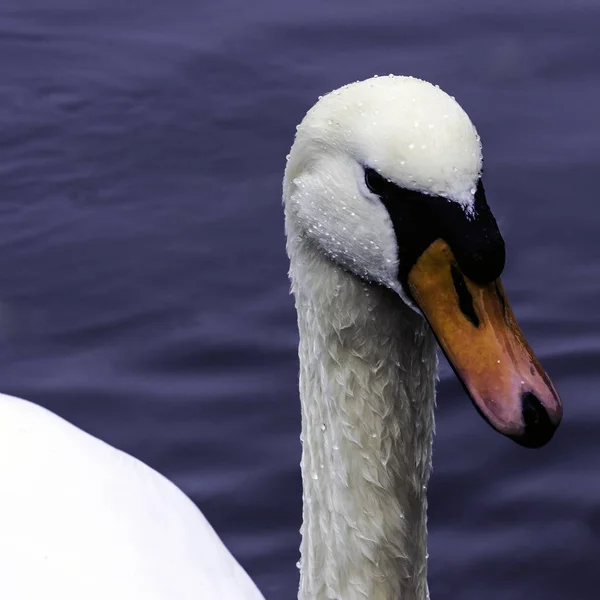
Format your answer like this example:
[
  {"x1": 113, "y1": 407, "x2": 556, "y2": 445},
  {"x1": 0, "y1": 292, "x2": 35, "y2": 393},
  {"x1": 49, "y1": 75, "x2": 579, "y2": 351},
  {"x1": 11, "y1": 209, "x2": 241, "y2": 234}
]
[{"x1": 287, "y1": 220, "x2": 438, "y2": 600}]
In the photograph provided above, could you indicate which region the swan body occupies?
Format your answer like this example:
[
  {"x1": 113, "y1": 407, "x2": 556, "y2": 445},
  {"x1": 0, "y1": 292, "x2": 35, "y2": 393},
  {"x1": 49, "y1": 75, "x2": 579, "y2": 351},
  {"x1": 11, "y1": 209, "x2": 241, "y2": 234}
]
[
  {"x1": 0, "y1": 393, "x2": 264, "y2": 599},
  {"x1": 0, "y1": 75, "x2": 561, "y2": 600}
]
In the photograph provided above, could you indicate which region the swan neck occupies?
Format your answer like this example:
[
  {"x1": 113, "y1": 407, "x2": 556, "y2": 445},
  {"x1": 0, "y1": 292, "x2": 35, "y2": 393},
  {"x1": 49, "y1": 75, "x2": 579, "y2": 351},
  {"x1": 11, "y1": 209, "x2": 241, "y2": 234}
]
[{"x1": 289, "y1": 235, "x2": 438, "y2": 600}]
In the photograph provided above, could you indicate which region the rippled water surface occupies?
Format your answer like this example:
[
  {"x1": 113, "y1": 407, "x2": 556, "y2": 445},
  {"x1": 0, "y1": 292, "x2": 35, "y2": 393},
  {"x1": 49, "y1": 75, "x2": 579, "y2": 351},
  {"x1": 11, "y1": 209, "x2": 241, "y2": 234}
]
[{"x1": 0, "y1": 1, "x2": 598, "y2": 598}]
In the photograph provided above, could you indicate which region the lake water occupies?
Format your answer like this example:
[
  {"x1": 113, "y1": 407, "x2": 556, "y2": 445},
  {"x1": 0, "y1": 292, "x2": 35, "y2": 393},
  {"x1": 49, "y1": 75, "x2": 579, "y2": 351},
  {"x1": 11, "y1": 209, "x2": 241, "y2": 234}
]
[{"x1": 0, "y1": 1, "x2": 598, "y2": 598}]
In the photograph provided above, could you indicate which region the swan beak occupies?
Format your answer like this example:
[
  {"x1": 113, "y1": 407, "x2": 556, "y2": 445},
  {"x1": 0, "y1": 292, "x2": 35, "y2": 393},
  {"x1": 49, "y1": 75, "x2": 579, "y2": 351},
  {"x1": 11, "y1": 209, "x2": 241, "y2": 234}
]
[{"x1": 407, "y1": 239, "x2": 562, "y2": 448}]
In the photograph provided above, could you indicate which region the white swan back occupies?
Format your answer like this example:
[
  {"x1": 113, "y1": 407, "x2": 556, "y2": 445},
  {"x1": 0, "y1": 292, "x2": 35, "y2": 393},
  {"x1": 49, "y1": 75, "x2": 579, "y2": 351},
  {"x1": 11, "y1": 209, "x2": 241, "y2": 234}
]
[{"x1": 0, "y1": 393, "x2": 264, "y2": 600}]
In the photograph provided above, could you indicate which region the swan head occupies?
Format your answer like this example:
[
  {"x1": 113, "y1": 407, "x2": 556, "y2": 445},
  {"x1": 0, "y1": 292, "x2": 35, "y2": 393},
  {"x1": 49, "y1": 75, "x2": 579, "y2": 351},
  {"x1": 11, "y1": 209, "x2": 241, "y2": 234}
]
[{"x1": 284, "y1": 75, "x2": 562, "y2": 448}]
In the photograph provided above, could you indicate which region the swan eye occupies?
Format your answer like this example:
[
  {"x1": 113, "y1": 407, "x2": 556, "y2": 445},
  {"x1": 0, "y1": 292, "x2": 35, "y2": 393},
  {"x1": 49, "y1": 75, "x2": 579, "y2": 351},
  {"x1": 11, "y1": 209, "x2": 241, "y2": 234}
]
[{"x1": 364, "y1": 167, "x2": 390, "y2": 197}]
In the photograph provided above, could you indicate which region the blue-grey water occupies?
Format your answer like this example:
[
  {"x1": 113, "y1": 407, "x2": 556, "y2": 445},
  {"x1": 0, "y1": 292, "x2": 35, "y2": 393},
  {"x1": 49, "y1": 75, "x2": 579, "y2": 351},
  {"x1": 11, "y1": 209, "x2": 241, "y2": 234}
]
[{"x1": 0, "y1": 1, "x2": 598, "y2": 598}]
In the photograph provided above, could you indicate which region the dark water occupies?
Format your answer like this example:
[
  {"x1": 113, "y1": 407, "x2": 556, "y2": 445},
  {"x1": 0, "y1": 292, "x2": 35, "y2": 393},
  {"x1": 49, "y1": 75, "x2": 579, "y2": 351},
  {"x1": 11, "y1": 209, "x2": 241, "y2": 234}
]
[{"x1": 0, "y1": 1, "x2": 598, "y2": 598}]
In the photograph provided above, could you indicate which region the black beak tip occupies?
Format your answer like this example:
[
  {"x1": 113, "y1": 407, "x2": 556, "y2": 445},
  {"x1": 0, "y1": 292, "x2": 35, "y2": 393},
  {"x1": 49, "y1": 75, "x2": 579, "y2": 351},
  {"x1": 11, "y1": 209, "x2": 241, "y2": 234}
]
[{"x1": 509, "y1": 391, "x2": 559, "y2": 449}]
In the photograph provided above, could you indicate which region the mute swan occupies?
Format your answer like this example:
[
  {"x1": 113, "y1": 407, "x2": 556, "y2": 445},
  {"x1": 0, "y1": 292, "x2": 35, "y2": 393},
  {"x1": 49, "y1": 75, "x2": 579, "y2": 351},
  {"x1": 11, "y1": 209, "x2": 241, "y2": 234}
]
[
  {"x1": 0, "y1": 75, "x2": 561, "y2": 600},
  {"x1": 285, "y1": 74, "x2": 561, "y2": 600}
]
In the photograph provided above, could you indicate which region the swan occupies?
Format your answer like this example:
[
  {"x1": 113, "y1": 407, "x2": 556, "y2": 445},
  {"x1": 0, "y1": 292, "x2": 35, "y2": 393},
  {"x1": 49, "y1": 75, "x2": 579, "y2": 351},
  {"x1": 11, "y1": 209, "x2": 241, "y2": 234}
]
[
  {"x1": 0, "y1": 75, "x2": 561, "y2": 600},
  {"x1": 284, "y1": 74, "x2": 562, "y2": 599}
]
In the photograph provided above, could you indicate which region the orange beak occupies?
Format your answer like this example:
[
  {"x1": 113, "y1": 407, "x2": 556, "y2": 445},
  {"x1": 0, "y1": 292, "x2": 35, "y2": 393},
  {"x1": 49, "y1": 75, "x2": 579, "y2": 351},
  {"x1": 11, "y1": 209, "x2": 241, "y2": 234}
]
[{"x1": 408, "y1": 239, "x2": 562, "y2": 447}]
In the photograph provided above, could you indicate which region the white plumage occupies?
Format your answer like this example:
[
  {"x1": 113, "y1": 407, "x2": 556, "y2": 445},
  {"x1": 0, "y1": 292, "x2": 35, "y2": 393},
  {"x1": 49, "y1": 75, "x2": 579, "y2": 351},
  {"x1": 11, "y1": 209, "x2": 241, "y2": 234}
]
[{"x1": 0, "y1": 393, "x2": 264, "y2": 599}]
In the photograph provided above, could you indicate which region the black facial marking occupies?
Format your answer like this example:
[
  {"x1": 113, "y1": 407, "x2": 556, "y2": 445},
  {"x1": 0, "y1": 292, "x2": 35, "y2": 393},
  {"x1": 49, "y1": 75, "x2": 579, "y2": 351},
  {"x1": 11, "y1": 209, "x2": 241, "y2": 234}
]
[
  {"x1": 444, "y1": 180, "x2": 505, "y2": 285},
  {"x1": 451, "y1": 263, "x2": 480, "y2": 327},
  {"x1": 365, "y1": 167, "x2": 505, "y2": 291},
  {"x1": 364, "y1": 168, "x2": 390, "y2": 197}
]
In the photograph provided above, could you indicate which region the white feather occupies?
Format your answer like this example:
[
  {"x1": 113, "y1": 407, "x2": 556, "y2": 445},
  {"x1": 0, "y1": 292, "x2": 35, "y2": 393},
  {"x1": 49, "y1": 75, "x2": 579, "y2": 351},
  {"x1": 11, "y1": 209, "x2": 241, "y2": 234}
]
[{"x1": 0, "y1": 393, "x2": 264, "y2": 600}]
